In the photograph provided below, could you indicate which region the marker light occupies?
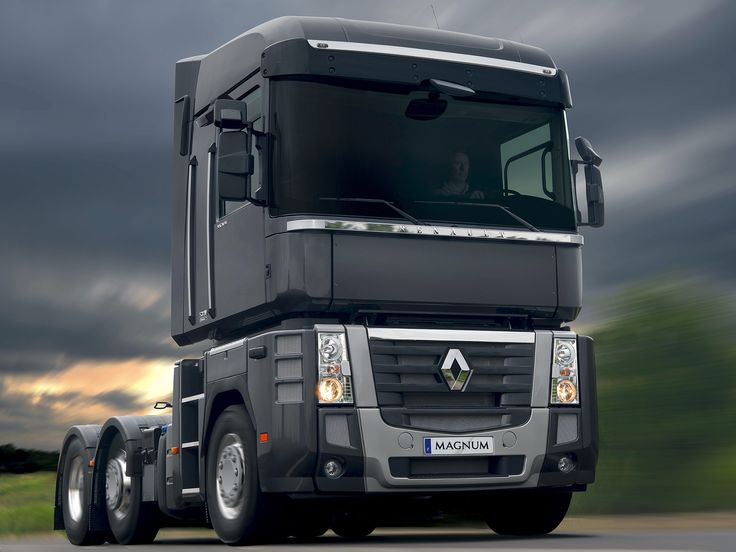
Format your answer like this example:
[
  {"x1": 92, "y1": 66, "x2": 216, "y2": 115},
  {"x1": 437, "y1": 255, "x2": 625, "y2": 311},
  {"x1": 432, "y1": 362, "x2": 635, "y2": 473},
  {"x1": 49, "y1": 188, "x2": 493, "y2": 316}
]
[
  {"x1": 550, "y1": 337, "x2": 579, "y2": 405},
  {"x1": 317, "y1": 332, "x2": 353, "y2": 404}
]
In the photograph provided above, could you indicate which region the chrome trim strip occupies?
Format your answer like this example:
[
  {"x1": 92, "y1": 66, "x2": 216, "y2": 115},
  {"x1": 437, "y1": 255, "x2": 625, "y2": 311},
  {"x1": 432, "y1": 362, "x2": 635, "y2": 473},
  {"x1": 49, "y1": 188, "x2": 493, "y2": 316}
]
[
  {"x1": 307, "y1": 39, "x2": 557, "y2": 77},
  {"x1": 185, "y1": 162, "x2": 195, "y2": 322},
  {"x1": 208, "y1": 337, "x2": 247, "y2": 356},
  {"x1": 205, "y1": 149, "x2": 214, "y2": 314},
  {"x1": 368, "y1": 328, "x2": 535, "y2": 343},
  {"x1": 286, "y1": 219, "x2": 583, "y2": 245}
]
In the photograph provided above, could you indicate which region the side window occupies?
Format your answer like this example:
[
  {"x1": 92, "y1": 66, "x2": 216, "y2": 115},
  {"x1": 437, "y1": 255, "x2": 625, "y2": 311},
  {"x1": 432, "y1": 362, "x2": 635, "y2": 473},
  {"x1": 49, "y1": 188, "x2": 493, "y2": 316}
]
[
  {"x1": 224, "y1": 87, "x2": 262, "y2": 215},
  {"x1": 500, "y1": 124, "x2": 554, "y2": 200}
]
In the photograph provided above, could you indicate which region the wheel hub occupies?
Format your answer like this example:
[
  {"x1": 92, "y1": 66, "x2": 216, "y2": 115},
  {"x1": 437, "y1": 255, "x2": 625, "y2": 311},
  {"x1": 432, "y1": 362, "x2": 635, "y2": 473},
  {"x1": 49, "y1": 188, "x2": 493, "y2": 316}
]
[
  {"x1": 67, "y1": 455, "x2": 85, "y2": 523},
  {"x1": 105, "y1": 449, "x2": 132, "y2": 519},
  {"x1": 215, "y1": 434, "x2": 245, "y2": 520}
]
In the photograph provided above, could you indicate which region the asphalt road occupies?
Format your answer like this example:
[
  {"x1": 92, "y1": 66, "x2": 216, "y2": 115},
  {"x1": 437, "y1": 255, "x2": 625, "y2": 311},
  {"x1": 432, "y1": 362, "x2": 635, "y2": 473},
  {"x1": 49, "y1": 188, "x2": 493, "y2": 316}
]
[{"x1": 2, "y1": 527, "x2": 735, "y2": 552}]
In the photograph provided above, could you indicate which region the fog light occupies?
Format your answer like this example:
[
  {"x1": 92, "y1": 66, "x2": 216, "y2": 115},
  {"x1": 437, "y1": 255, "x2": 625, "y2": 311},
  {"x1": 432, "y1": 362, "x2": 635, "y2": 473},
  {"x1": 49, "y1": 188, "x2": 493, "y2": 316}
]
[
  {"x1": 558, "y1": 455, "x2": 576, "y2": 473},
  {"x1": 556, "y1": 379, "x2": 577, "y2": 403},
  {"x1": 324, "y1": 458, "x2": 344, "y2": 479},
  {"x1": 317, "y1": 378, "x2": 344, "y2": 403}
]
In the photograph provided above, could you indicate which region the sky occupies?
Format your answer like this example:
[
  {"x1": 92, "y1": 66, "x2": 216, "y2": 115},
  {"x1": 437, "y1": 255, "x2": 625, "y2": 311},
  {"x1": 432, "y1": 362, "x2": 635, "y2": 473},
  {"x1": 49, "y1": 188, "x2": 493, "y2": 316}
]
[{"x1": 1, "y1": 0, "x2": 734, "y2": 449}]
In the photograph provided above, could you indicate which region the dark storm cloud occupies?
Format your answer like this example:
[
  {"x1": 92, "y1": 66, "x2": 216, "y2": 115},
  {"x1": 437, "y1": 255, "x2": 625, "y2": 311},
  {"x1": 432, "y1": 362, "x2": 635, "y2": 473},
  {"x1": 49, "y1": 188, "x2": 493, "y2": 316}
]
[
  {"x1": 1, "y1": 0, "x2": 734, "y2": 447},
  {"x1": 92, "y1": 389, "x2": 148, "y2": 411}
]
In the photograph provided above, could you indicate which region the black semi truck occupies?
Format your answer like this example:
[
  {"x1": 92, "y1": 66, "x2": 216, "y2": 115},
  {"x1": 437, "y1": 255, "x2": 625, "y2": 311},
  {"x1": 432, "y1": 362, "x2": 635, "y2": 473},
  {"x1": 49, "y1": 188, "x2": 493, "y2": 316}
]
[{"x1": 54, "y1": 16, "x2": 605, "y2": 546}]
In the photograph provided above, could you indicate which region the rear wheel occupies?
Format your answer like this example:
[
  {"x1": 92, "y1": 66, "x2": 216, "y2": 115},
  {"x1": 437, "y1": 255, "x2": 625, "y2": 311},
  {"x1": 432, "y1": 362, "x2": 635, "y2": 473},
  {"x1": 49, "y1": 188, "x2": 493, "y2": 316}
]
[
  {"x1": 105, "y1": 433, "x2": 159, "y2": 544},
  {"x1": 61, "y1": 438, "x2": 106, "y2": 546},
  {"x1": 484, "y1": 491, "x2": 571, "y2": 536},
  {"x1": 206, "y1": 405, "x2": 267, "y2": 545}
]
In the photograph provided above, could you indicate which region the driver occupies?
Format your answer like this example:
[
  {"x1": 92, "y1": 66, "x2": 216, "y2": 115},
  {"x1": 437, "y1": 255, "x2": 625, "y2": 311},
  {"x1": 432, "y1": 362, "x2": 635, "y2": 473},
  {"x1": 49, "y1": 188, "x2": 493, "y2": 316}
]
[{"x1": 433, "y1": 151, "x2": 485, "y2": 199}]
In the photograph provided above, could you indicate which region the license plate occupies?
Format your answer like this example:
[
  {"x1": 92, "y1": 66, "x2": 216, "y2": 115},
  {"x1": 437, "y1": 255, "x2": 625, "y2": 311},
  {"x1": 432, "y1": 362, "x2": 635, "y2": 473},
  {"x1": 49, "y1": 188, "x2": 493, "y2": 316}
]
[{"x1": 423, "y1": 436, "x2": 494, "y2": 455}]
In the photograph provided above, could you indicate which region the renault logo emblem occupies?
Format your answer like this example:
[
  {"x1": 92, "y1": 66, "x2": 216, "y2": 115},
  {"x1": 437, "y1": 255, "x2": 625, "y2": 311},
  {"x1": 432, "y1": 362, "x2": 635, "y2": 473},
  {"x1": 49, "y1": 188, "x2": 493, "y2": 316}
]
[{"x1": 440, "y1": 349, "x2": 472, "y2": 391}]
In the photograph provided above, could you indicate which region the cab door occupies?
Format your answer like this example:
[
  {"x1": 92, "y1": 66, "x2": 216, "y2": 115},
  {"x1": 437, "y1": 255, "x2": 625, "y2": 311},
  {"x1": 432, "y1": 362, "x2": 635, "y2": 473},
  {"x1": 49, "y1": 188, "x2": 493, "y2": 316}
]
[{"x1": 188, "y1": 85, "x2": 266, "y2": 332}]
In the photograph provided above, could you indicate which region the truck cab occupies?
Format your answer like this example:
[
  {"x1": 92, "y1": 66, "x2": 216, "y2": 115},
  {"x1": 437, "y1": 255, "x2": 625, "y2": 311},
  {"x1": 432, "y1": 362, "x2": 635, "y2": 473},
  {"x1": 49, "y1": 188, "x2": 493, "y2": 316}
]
[{"x1": 55, "y1": 16, "x2": 604, "y2": 546}]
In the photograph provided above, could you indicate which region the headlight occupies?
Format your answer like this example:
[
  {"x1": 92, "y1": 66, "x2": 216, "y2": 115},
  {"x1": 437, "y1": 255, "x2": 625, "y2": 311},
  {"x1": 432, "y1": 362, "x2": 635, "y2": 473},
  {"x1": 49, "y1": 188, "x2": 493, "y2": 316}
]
[
  {"x1": 550, "y1": 337, "x2": 579, "y2": 405},
  {"x1": 317, "y1": 332, "x2": 353, "y2": 405},
  {"x1": 319, "y1": 335, "x2": 342, "y2": 363},
  {"x1": 554, "y1": 341, "x2": 574, "y2": 366}
]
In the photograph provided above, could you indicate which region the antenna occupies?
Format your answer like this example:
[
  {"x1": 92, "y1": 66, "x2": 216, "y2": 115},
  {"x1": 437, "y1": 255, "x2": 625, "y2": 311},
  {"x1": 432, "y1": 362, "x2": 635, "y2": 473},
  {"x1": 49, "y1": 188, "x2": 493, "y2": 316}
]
[{"x1": 430, "y1": 4, "x2": 440, "y2": 29}]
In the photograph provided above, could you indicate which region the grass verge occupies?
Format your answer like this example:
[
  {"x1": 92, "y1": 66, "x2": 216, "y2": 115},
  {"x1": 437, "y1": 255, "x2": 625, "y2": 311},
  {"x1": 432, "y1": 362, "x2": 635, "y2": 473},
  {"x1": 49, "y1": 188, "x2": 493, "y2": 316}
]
[{"x1": 0, "y1": 472, "x2": 56, "y2": 536}]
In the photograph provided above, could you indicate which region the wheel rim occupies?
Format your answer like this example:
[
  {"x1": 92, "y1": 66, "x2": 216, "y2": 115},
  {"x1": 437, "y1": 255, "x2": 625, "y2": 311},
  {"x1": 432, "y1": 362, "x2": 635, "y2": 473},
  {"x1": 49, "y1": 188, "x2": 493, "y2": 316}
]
[
  {"x1": 105, "y1": 448, "x2": 132, "y2": 520},
  {"x1": 67, "y1": 455, "x2": 85, "y2": 523},
  {"x1": 215, "y1": 433, "x2": 246, "y2": 520}
]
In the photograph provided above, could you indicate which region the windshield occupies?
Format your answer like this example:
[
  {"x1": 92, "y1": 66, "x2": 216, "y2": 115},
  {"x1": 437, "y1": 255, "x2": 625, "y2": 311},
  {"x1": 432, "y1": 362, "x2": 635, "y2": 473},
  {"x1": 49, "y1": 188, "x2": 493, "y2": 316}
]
[{"x1": 270, "y1": 79, "x2": 576, "y2": 231}]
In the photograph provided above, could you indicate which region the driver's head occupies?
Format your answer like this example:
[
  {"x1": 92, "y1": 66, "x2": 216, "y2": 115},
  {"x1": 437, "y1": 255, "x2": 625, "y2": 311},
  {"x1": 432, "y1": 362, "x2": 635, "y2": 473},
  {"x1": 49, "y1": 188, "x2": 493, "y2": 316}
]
[{"x1": 450, "y1": 151, "x2": 470, "y2": 182}]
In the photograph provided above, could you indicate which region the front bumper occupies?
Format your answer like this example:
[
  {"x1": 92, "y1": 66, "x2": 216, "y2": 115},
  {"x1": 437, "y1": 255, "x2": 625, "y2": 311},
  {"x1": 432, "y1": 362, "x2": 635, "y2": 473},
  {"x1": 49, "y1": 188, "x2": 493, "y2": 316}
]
[{"x1": 313, "y1": 328, "x2": 597, "y2": 494}]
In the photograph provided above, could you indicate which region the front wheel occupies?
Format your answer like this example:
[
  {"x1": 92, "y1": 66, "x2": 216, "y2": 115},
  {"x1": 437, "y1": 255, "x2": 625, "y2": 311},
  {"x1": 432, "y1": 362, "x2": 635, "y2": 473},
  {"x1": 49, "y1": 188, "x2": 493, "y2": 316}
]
[
  {"x1": 206, "y1": 405, "x2": 267, "y2": 545},
  {"x1": 484, "y1": 491, "x2": 571, "y2": 536}
]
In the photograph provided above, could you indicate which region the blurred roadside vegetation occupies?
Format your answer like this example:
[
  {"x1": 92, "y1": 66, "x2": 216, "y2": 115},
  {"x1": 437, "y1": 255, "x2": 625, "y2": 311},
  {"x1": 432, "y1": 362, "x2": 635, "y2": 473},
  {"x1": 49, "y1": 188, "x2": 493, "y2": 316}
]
[
  {"x1": 0, "y1": 472, "x2": 56, "y2": 535},
  {"x1": 1, "y1": 444, "x2": 58, "y2": 473},
  {"x1": 570, "y1": 282, "x2": 736, "y2": 514}
]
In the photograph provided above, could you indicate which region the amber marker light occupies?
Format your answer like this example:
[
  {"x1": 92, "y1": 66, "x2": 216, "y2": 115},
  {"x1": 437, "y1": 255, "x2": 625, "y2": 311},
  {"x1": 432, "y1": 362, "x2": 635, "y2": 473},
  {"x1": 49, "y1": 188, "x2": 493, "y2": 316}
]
[
  {"x1": 317, "y1": 378, "x2": 344, "y2": 403},
  {"x1": 556, "y1": 380, "x2": 578, "y2": 403}
]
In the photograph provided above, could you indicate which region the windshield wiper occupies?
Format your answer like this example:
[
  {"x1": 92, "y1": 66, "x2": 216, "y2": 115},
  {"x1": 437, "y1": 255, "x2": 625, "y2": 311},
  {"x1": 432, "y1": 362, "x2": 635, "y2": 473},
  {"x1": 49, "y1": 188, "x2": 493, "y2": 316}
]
[
  {"x1": 414, "y1": 200, "x2": 540, "y2": 232},
  {"x1": 320, "y1": 197, "x2": 425, "y2": 226}
]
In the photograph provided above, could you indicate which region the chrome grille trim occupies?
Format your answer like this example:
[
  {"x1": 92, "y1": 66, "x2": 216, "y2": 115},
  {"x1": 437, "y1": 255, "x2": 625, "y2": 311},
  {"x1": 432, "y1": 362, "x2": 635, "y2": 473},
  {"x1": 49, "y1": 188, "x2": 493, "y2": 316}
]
[{"x1": 368, "y1": 328, "x2": 535, "y2": 343}]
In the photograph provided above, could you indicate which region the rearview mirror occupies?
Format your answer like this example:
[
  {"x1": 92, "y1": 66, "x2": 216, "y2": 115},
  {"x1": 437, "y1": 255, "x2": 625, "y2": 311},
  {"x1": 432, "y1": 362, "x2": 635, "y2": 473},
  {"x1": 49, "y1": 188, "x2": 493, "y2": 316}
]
[
  {"x1": 572, "y1": 136, "x2": 604, "y2": 228},
  {"x1": 583, "y1": 163, "x2": 604, "y2": 227},
  {"x1": 405, "y1": 92, "x2": 447, "y2": 121}
]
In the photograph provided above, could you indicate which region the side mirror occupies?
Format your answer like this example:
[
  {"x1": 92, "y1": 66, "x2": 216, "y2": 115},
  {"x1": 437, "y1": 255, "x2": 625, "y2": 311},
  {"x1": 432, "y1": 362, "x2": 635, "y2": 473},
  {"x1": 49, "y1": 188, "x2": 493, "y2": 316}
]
[
  {"x1": 217, "y1": 131, "x2": 254, "y2": 202},
  {"x1": 572, "y1": 136, "x2": 604, "y2": 228},
  {"x1": 583, "y1": 163, "x2": 604, "y2": 228}
]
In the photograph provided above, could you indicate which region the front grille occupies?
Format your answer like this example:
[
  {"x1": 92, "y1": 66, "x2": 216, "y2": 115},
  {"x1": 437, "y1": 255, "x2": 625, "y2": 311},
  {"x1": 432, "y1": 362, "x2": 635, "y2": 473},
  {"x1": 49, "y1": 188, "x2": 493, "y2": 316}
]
[
  {"x1": 369, "y1": 338, "x2": 534, "y2": 432},
  {"x1": 389, "y1": 455, "x2": 525, "y2": 479}
]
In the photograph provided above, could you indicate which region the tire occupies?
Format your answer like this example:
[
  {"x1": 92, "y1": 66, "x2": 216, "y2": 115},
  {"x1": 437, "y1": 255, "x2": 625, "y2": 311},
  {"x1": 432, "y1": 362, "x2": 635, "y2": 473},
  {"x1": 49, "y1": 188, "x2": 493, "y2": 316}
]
[
  {"x1": 331, "y1": 512, "x2": 376, "y2": 539},
  {"x1": 484, "y1": 491, "x2": 571, "y2": 536},
  {"x1": 206, "y1": 405, "x2": 266, "y2": 545},
  {"x1": 61, "y1": 438, "x2": 106, "y2": 546},
  {"x1": 104, "y1": 433, "x2": 160, "y2": 544}
]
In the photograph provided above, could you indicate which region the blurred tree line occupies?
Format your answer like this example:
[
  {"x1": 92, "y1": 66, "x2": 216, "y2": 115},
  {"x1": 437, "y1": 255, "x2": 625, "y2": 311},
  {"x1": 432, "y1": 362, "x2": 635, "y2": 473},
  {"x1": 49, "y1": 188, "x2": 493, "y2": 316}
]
[
  {"x1": 570, "y1": 282, "x2": 736, "y2": 513},
  {"x1": 0, "y1": 444, "x2": 58, "y2": 473}
]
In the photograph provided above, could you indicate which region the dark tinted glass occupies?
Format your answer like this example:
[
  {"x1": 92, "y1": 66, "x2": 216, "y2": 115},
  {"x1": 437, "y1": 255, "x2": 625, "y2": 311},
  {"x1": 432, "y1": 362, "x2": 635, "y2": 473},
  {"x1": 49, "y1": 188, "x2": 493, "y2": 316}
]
[{"x1": 270, "y1": 79, "x2": 575, "y2": 231}]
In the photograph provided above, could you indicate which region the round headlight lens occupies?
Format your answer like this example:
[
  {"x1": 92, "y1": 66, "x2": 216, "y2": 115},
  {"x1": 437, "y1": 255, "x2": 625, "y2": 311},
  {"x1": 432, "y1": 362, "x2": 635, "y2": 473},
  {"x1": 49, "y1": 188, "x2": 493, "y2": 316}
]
[
  {"x1": 555, "y1": 341, "x2": 575, "y2": 366},
  {"x1": 556, "y1": 379, "x2": 577, "y2": 403},
  {"x1": 319, "y1": 335, "x2": 342, "y2": 363},
  {"x1": 317, "y1": 378, "x2": 344, "y2": 403}
]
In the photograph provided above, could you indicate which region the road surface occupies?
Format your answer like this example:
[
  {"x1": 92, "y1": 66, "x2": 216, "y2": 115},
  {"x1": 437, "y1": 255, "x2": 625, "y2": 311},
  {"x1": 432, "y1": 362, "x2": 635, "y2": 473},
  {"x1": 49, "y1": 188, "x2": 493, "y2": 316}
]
[{"x1": 2, "y1": 526, "x2": 735, "y2": 552}]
